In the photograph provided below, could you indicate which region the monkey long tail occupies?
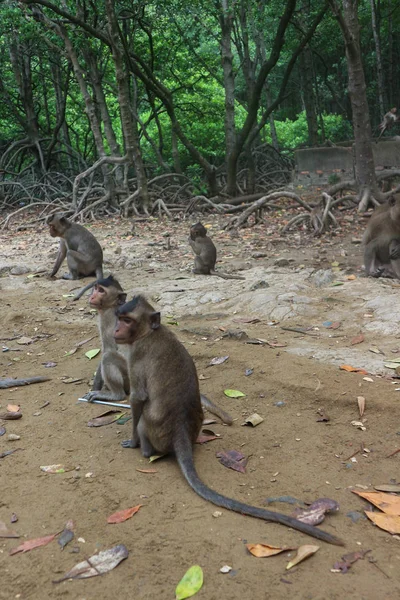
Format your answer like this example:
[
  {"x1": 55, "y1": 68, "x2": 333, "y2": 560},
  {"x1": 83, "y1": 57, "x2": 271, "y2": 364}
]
[
  {"x1": 200, "y1": 394, "x2": 233, "y2": 425},
  {"x1": 174, "y1": 433, "x2": 344, "y2": 546},
  {"x1": 73, "y1": 267, "x2": 104, "y2": 301},
  {"x1": 0, "y1": 376, "x2": 50, "y2": 389}
]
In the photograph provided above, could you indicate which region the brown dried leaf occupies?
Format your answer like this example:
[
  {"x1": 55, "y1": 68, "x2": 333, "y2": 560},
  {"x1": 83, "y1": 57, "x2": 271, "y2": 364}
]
[
  {"x1": 10, "y1": 533, "x2": 56, "y2": 555},
  {"x1": 216, "y1": 450, "x2": 247, "y2": 473},
  {"x1": 352, "y1": 490, "x2": 400, "y2": 515},
  {"x1": 373, "y1": 484, "x2": 400, "y2": 493},
  {"x1": 136, "y1": 468, "x2": 157, "y2": 474},
  {"x1": 196, "y1": 434, "x2": 218, "y2": 444},
  {"x1": 16, "y1": 336, "x2": 34, "y2": 345},
  {"x1": 294, "y1": 498, "x2": 339, "y2": 525},
  {"x1": 0, "y1": 411, "x2": 22, "y2": 420},
  {"x1": 107, "y1": 504, "x2": 143, "y2": 524},
  {"x1": 246, "y1": 543, "x2": 294, "y2": 558},
  {"x1": 339, "y1": 365, "x2": 368, "y2": 374},
  {"x1": 351, "y1": 333, "x2": 365, "y2": 345},
  {"x1": 286, "y1": 545, "x2": 319, "y2": 570},
  {"x1": 365, "y1": 511, "x2": 400, "y2": 534},
  {"x1": 53, "y1": 544, "x2": 129, "y2": 582},
  {"x1": 87, "y1": 410, "x2": 126, "y2": 427},
  {"x1": 7, "y1": 404, "x2": 20, "y2": 413},
  {"x1": 332, "y1": 549, "x2": 371, "y2": 573},
  {"x1": 357, "y1": 396, "x2": 366, "y2": 417}
]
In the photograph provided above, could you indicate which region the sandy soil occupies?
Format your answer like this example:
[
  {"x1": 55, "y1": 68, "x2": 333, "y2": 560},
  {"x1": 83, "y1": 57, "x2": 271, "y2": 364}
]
[{"x1": 1, "y1": 212, "x2": 400, "y2": 600}]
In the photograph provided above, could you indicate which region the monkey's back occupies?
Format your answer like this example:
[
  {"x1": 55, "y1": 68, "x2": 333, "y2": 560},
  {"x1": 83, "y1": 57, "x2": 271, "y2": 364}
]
[{"x1": 131, "y1": 326, "x2": 203, "y2": 454}]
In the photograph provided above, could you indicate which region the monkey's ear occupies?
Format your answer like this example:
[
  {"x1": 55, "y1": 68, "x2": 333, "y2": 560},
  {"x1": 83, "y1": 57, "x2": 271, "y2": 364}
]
[
  {"x1": 150, "y1": 312, "x2": 161, "y2": 329},
  {"x1": 60, "y1": 216, "x2": 68, "y2": 225},
  {"x1": 118, "y1": 293, "x2": 127, "y2": 305}
]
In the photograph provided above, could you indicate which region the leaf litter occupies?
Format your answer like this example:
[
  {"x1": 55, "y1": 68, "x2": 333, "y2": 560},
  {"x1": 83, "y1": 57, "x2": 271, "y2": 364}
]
[
  {"x1": 107, "y1": 504, "x2": 143, "y2": 524},
  {"x1": 286, "y1": 545, "x2": 319, "y2": 570},
  {"x1": 175, "y1": 565, "x2": 203, "y2": 600},
  {"x1": 246, "y1": 543, "x2": 295, "y2": 558},
  {"x1": 53, "y1": 544, "x2": 129, "y2": 582},
  {"x1": 216, "y1": 450, "x2": 247, "y2": 473}
]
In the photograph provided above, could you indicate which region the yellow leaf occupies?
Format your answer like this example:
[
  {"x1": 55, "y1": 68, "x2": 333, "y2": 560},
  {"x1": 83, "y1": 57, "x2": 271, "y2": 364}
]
[
  {"x1": 246, "y1": 543, "x2": 294, "y2": 558},
  {"x1": 365, "y1": 511, "x2": 400, "y2": 534},
  {"x1": 286, "y1": 544, "x2": 319, "y2": 570},
  {"x1": 352, "y1": 490, "x2": 400, "y2": 515}
]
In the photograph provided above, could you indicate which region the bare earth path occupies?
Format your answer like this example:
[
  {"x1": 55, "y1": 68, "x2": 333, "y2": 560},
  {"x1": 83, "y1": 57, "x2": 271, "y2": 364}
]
[{"x1": 0, "y1": 214, "x2": 399, "y2": 600}]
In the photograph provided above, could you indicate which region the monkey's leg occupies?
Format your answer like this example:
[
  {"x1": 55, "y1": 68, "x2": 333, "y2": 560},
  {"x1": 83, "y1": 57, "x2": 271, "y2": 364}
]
[
  {"x1": 389, "y1": 239, "x2": 400, "y2": 260},
  {"x1": 121, "y1": 393, "x2": 144, "y2": 448},
  {"x1": 92, "y1": 366, "x2": 103, "y2": 391},
  {"x1": 84, "y1": 353, "x2": 127, "y2": 402},
  {"x1": 364, "y1": 242, "x2": 386, "y2": 277},
  {"x1": 65, "y1": 250, "x2": 96, "y2": 279},
  {"x1": 137, "y1": 418, "x2": 156, "y2": 458}
]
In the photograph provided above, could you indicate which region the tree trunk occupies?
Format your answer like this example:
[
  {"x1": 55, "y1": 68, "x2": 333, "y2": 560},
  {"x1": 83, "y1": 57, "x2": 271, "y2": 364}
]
[
  {"x1": 300, "y1": 48, "x2": 319, "y2": 146},
  {"x1": 369, "y1": 0, "x2": 385, "y2": 117},
  {"x1": 105, "y1": 0, "x2": 150, "y2": 209},
  {"x1": 219, "y1": 0, "x2": 236, "y2": 186},
  {"x1": 330, "y1": 0, "x2": 380, "y2": 203}
]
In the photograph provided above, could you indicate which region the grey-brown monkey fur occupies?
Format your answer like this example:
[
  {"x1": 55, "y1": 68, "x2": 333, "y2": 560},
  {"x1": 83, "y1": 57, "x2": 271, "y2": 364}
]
[
  {"x1": 84, "y1": 276, "x2": 232, "y2": 424},
  {"x1": 363, "y1": 195, "x2": 400, "y2": 278},
  {"x1": 47, "y1": 213, "x2": 103, "y2": 299},
  {"x1": 188, "y1": 222, "x2": 245, "y2": 280},
  {"x1": 114, "y1": 295, "x2": 342, "y2": 545},
  {"x1": 84, "y1": 275, "x2": 130, "y2": 403}
]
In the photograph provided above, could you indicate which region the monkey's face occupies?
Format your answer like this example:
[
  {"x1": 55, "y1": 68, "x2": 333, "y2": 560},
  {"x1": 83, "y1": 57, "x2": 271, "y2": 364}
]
[
  {"x1": 47, "y1": 219, "x2": 59, "y2": 237},
  {"x1": 89, "y1": 284, "x2": 106, "y2": 309},
  {"x1": 190, "y1": 223, "x2": 207, "y2": 240},
  {"x1": 114, "y1": 316, "x2": 137, "y2": 344}
]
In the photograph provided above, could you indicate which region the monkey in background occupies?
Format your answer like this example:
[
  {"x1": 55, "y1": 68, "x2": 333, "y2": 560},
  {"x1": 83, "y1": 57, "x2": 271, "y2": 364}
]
[
  {"x1": 46, "y1": 213, "x2": 103, "y2": 299},
  {"x1": 363, "y1": 195, "x2": 400, "y2": 278},
  {"x1": 188, "y1": 222, "x2": 245, "y2": 280},
  {"x1": 113, "y1": 295, "x2": 342, "y2": 545}
]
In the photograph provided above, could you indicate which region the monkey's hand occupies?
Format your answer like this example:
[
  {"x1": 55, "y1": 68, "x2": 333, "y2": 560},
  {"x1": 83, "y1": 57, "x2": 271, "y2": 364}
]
[
  {"x1": 390, "y1": 247, "x2": 400, "y2": 259},
  {"x1": 83, "y1": 391, "x2": 98, "y2": 403}
]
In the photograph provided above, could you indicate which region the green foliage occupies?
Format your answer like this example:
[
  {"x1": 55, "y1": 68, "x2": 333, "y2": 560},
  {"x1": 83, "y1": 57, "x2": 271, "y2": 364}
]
[{"x1": 272, "y1": 112, "x2": 353, "y2": 149}]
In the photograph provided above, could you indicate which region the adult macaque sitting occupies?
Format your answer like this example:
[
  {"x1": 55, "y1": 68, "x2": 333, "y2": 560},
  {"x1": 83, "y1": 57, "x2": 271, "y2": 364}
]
[
  {"x1": 188, "y1": 222, "x2": 245, "y2": 280},
  {"x1": 47, "y1": 213, "x2": 103, "y2": 299},
  {"x1": 363, "y1": 195, "x2": 400, "y2": 278}
]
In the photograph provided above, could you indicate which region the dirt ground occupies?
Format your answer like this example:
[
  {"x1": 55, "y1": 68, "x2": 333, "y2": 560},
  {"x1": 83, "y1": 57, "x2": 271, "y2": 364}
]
[{"x1": 1, "y1": 208, "x2": 400, "y2": 600}]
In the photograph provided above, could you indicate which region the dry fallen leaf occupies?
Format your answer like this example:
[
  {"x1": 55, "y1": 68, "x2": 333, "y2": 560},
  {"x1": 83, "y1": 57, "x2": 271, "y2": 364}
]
[
  {"x1": 53, "y1": 544, "x2": 129, "y2": 582},
  {"x1": 351, "y1": 333, "x2": 365, "y2": 345},
  {"x1": 10, "y1": 533, "x2": 56, "y2": 555},
  {"x1": 216, "y1": 449, "x2": 247, "y2": 473},
  {"x1": 7, "y1": 404, "x2": 20, "y2": 413},
  {"x1": 107, "y1": 504, "x2": 143, "y2": 524},
  {"x1": 365, "y1": 511, "x2": 400, "y2": 534},
  {"x1": 373, "y1": 484, "x2": 400, "y2": 493},
  {"x1": 340, "y1": 365, "x2": 368, "y2": 374},
  {"x1": 352, "y1": 490, "x2": 400, "y2": 515},
  {"x1": 242, "y1": 413, "x2": 264, "y2": 427},
  {"x1": 286, "y1": 545, "x2": 319, "y2": 570},
  {"x1": 136, "y1": 468, "x2": 157, "y2": 474},
  {"x1": 357, "y1": 396, "x2": 366, "y2": 417},
  {"x1": 0, "y1": 411, "x2": 22, "y2": 420},
  {"x1": 16, "y1": 336, "x2": 34, "y2": 345},
  {"x1": 246, "y1": 543, "x2": 294, "y2": 557}
]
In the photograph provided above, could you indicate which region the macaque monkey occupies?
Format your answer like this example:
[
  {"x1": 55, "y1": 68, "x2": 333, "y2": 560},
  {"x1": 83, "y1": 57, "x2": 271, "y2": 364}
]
[
  {"x1": 188, "y1": 222, "x2": 245, "y2": 280},
  {"x1": 114, "y1": 296, "x2": 342, "y2": 545},
  {"x1": 46, "y1": 213, "x2": 103, "y2": 299},
  {"x1": 378, "y1": 107, "x2": 399, "y2": 138},
  {"x1": 83, "y1": 276, "x2": 233, "y2": 424},
  {"x1": 83, "y1": 275, "x2": 130, "y2": 402},
  {"x1": 363, "y1": 195, "x2": 400, "y2": 278}
]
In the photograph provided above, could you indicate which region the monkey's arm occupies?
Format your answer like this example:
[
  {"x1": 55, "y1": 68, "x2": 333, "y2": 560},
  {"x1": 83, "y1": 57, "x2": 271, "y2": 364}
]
[
  {"x1": 50, "y1": 240, "x2": 67, "y2": 277},
  {"x1": 188, "y1": 238, "x2": 201, "y2": 255},
  {"x1": 92, "y1": 366, "x2": 103, "y2": 391}
]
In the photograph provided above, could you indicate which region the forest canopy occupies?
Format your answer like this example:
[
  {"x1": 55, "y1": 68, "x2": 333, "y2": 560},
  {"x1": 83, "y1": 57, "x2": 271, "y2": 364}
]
[{"x1": 0, "y1": 0, "x2": 399, "y2": 220}]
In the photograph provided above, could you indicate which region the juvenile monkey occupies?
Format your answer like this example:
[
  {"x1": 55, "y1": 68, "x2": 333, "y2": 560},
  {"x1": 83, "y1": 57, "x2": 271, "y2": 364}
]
[
  {"x1": 84, "y1": 276, "x2": 232, "y2": 423},
  {"x1": 114, "y1": 296, "x2": 342, "y2": 545},
  {"x1": 46, "y1": 213, "x2": 103, "y2": 299},
  {"x1": 363, "y1": 195, "x2": 400, "y2": 278},
  {"x1": 188, "y1": 222, "x2": 245, "y2": 280},
  {"x1": 83, "y1": 275, "x2": 130, "y2": 402}
]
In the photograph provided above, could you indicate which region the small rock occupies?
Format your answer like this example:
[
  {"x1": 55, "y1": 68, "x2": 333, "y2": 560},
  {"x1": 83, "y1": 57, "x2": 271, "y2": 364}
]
[
  {"x1": 213, "y1": 511, "x2": 223, "y2": 518},
  {"x1": 10, "y1": 266, "x2": 31, "y2": 275},
  {"x1": 251, "y1": 252, "x2": 268, "y2": 259},
  {"x1": 274, "y1": 258, "x2": 290, "y2": 267},
  {"x1": 8, "y1": 434, "x2": 21, "y2": 441},
  {"x1": 220, "y1": 565, "x2": 232, "y2": 574},
  {"x1": 250, "y1": 280, "x2": 270, "y2": 291},
  {"x1": 221, "y1": 329, "x2": 248, "y2": 341},
  {"x1": 311, "y1": 269, "x2": 335, "y2": 287},
  {"x1": 114, "y1": 246, "x2": 122, "y2": 255},
  {"x1": 351, "y1": 238, "x2": 362, "y2": 244}
]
